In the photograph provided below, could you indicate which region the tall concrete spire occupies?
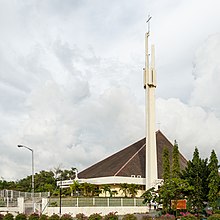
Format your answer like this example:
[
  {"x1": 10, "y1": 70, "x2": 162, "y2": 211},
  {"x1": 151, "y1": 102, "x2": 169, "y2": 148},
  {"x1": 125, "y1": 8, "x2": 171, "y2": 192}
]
[{"x1": 143, "y1": 17, "x2": 158, "y2": 189}]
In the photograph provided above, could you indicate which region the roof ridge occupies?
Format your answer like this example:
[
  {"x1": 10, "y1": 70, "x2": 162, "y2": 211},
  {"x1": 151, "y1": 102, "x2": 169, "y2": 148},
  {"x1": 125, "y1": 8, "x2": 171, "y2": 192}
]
[{"x1": 114, "y1": 143, "x2": 146, "y2": 176}]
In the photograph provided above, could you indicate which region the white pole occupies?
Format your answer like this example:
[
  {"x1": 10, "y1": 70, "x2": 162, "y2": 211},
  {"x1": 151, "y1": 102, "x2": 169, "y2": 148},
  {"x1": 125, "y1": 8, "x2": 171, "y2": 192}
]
[
  {"x1": 144, "y1": 17, "x2": 158, "y2": 190},
  {"x1": 18, "y1": 145, "x2": 35, "y2": 213}
]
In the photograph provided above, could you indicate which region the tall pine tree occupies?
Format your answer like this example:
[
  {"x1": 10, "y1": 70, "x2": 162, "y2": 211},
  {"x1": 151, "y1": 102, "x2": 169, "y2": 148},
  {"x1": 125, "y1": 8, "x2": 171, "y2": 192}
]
[
  {"x1": 162, "y1": 147, "x2": 170, "y2": 182},
  {"x1": 159, "y1": 143, "x2": 193, "y2": 213},
  {"x1": 172, "y1": 140, "x2": 180, "y2": 178},
  {"x1": 182, "y1": 147, "x2": 205, "y2": 212},
  {"x1": 208, "y1": 150, "x2": 220, "y2": 210}
]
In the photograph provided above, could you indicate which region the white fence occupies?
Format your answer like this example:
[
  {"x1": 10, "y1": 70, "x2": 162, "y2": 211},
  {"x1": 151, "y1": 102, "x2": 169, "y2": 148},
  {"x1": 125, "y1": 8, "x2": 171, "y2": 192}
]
[
  {"x1": 0, "y1": 190, "x2": 50, "y2": 199},
  {"x1": 48, "y1": 197, "x2": 146, "y2": 207},
  {"x1": 43, "y1": 197, "x2": 148, "y2": 216},
  {"x1": 0, "y1": 194, "x2": 149, "y2": 216}
]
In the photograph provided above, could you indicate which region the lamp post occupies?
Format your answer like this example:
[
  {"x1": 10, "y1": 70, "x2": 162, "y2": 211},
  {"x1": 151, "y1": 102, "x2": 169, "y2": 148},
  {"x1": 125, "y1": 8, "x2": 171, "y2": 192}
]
[
  {"x1": 56, "y1": 174, "x2": 63, "y2": 216},
  {"x1": 18, "y1": 145, "x2": 35, "y2": 213},
  {"x1": 59, "y1": 180, "x2": 62, "y2": 216}
]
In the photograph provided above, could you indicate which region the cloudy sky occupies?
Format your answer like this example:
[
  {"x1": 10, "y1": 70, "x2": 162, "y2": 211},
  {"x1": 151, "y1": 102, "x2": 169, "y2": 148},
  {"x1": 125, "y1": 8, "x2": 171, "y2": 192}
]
[{"x1": 1, "y1": 0, "x2": 220, "y2": 181}]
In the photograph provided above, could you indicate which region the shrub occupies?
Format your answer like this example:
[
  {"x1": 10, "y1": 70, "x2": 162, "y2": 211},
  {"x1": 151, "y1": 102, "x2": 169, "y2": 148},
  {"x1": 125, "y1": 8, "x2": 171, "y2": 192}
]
[
  {"x1": 48, "y1": 214, "x2": 60, "y2": 220},
  {"x1": 160, "y1": 214, "x2": 175, "y2": 220},
  {"x1": 39, "y1": 215, "x2": 48, "y2": 220},
  {"x1": 0, "y1": 214, "x2": 4, "y2": 220},
  {"x1": 15, "y1": 214, "x2": 27, "y2": 220},
  {"x1": 75, "y1": 214, "x2": 87, "y2": 220},
  {"x1": 88, "y1": 213, "x2": 102, "y2": 220},
  {"x1": 3, "y1": 213, "x2": 14, "y2": 220},
  {"x1": 122, "y1": 214, "x2": 137, "y2": 220},
  {"x1": 142, "y1": 215, "x2": 153, "y2": 220},
  {"x1": 29, "y1": 213, "x2": 39, "y2": 220},
  {"x1": 104, "y1": 212, "x2": 118, "y2": 220},
  {"x1": 60, "y1": 214, "x2": 73, "y2": 220},
  {"x1": 208, "y1": 214, "x2": 220, "y2": 220},
  {"x1": 180, "y1": 214, "x2": 197, "y2": 220},
  {"x1": 141, "y1": 216, "x2": 152, "y2": 220}
]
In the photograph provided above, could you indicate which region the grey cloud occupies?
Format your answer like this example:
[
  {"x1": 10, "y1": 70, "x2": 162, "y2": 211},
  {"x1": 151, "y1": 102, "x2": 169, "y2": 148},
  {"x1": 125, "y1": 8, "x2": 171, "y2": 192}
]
[
  {"x1": 156, "y1": 98, "x2": 220, "y2": 160},
  {"x1": 190, "y1": 34, "x2": 220, "y2": 116},
  {"x1": 1, "y1": 0, "x2": 220, "y2": 181}
]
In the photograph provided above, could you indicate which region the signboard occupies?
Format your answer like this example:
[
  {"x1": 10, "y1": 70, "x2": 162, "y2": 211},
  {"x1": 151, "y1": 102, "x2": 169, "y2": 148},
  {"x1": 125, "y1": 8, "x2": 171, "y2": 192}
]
[
  {"x1": 57, "y1": 180, "x2": 74, "y2": 186},
  {"x1": 171, "y1": 199, "x2": 187, "y2": 210}
]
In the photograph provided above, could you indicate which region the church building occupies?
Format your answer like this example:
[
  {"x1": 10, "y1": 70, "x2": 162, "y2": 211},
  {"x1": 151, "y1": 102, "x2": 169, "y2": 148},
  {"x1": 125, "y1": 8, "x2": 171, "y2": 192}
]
[
  {"x1": 61, "y1": 20, "x2": 188, "y2": 197},
  {"x1": 78, "y1": 130, "x2": 187, "y2": 196},
  {"x1": 77, "y1": 20, "x2": 188, "y2": 196}
]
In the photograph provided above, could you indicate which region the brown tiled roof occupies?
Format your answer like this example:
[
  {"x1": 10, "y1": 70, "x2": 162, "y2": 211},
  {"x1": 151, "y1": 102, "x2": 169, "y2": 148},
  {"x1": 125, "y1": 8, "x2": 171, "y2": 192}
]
[{"x1": 78, "y1": 130, "x2": 188, "y2": 179}]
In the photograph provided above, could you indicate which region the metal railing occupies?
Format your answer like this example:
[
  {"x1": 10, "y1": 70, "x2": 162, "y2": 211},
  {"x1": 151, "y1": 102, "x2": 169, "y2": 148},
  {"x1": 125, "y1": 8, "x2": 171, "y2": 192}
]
[
  {"x1": 0, "y1": 198, "x2": 17, "y2": 207},
  {"x1": 48, "y1": 197, "x2": 146, "y2": 207},
  {"x1": 0, "y1": 190, "x2": 50, "y2": 199}
]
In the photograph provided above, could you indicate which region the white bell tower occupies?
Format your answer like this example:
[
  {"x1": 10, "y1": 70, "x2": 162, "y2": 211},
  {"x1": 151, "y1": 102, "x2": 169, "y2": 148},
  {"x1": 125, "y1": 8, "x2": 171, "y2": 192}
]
[{"x1": 143, "y1": 16, "x2": 158, "y2": 189}]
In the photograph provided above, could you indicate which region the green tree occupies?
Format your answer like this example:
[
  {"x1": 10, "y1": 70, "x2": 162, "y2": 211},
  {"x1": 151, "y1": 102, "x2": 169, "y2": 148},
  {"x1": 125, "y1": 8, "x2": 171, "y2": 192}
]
[
  {"x1": 0, "y1": 167, "x2": 80, "y2": 195},
  {"x1": 158, "y1": 143, "x2": 194, "y2": 213},
  {"x1": 70, "y1": 180, "x2": 81, "y2": 196},
  {"x1": 141, "y1": 187, "x2": 156, "y2": 204},
  {"x1": 34, "y1": 170, "x2": 56, "y2": 192},
  {"x1": 0, "y1": 178, "x2": 8, "y2": 190},
  {"x1": 162, "y1": 147, "x2": 170, "y2": 182},
  {"x1": 0, "y1": 180, "x2": 16, "y2": 191},
  {"x1": 81, "y1": 182, "x2": 98, "y2": 197},
  {"x1": 119, "y1": 183, "x2": 129, "y2": 197},
  {"x1": 171, "y1": 140, "x2": 180, "y2": 178},
  {"x1": 208, "y1": 150, "x2": 220, "y2": 210},
  {"x1": 15, "y1": 175, "x2": 32, "y2": 192},
  {"x1": 158, "y1": 177, "x2": 193, "y2": 213},
  {"x1": 111, "y1": 190, "x2": 118, "y2": 197},
  {"x1": 101, "y1": 184, "x2": 111, "y2": 197},
  {"x1": 182, "y1": 147, "x2": 206, "y2": 213},
  {"x1": 127, "y1": 184, "x2": 139, "y2": 197},
  {"x1": 67, "y1": 167, "x2": 77, "y2": 179},
  {"x1": 54, "y1": 167, "x2": 77, "y2": 180},
  {"x1": 200, "y1": 158, "x2": 209, "y2": 202}
]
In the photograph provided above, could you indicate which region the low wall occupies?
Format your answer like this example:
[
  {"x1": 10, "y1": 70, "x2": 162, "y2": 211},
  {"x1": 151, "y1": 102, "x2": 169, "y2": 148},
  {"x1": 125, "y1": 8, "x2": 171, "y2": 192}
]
[
  {"x1": 0, "y1": 197, "x2": 149, "y2": 216},
  {"x1": 43, "y1": 206, "x2": 148, "y2": 216},
  {"x1": 0, "y1": 198, "x2": 24, "y2": 215},
  {"x1": 41, "y1": 198, "x2": 148, "y2": 216}
]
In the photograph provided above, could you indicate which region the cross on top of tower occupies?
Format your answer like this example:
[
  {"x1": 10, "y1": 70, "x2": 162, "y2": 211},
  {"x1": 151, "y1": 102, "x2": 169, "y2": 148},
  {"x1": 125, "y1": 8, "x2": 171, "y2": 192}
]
[{"x1": 146, "y1": 15, "x2": 152, "y2": 35}]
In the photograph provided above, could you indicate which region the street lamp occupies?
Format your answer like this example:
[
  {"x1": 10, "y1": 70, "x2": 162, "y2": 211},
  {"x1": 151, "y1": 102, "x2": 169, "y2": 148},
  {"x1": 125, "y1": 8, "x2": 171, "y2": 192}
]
[
  {"x1": 18, "y1": 145, "x2": 35, "y2": 213},
  {"x1": 56, "y1": 174, "x2": 63, "y2": 216}
]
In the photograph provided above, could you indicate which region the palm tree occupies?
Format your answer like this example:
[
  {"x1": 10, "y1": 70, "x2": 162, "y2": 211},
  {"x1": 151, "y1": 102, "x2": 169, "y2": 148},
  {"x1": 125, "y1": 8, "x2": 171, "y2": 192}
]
[
  {"x1": 81, "y1": 182, "x2": 97, "y2": 196},
  {"x1": 53, "y1": 167, "x2": 77, "y2": 180},
  {"x1": 128, "y1": 183, "x2": 140, "y2": 197},
  {"x1": 101, "y1": 184, "x2": 111, "y2": 197},
  {"x1": 141, "y1": 187, "x2": 156, "y2": 204},
  {"x1": 68, "y1": 167, "x2": 77, "y2": 179},
  {"x1": 119, "y1": 183, "x2": 129, "y2": 197},
  {"x1": 70, "y1": 180, "x2": 81, "y2": 196},
  {"x1": 111, "y1": 190, "x2": 118, "y2": 197}
]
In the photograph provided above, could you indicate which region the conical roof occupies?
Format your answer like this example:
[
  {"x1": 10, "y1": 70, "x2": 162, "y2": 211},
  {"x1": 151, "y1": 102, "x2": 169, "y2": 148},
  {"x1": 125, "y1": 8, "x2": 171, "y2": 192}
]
[{"x1": 78, "y1": 130, "x2": 187, "y2": 179}]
